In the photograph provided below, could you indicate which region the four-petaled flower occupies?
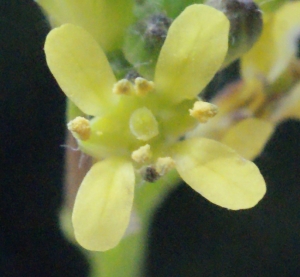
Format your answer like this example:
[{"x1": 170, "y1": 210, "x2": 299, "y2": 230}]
[{"x1": 45, "y1": 4, "x2": 266, "y2": 251}]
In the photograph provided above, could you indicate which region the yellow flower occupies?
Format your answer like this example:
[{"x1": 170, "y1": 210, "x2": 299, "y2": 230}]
[
  {"x1": 189, "y1": 2, "x2": 300, "y2": 161},
  {"x1": 45, "y1": 4, "x2": 266, "y2": 251},
  {"x1": 242, "y1": 1, "x2": 300, "y2": 83}
]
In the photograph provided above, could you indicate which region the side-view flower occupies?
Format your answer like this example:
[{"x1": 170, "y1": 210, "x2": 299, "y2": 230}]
[
  {"x1": 44, "y1": 4, "x2": 266, "y2": 251},
  {"x1": 188, "y1": 1, "x2": 300, "y2": 161}
]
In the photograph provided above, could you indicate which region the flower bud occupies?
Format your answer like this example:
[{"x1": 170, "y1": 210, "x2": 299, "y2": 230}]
[
  {"x1": 123, "y1": 13, "x2": 172, "y2": 79},
  {"x1": 206, "y1": 0, "x2": 263, "y2": 67}
]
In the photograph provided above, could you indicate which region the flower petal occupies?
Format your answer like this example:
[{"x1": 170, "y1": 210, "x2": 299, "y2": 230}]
[
  {"x1": 45, "y1": 24, "x2": 117, "y2": 116},
  {"x1": 221, "y1": 118, "x2": 274, "y2": 160},
  {"x1": 241, "y1": 16, "x2": 276, "y2": 82},
  {"x1": 271, "y1": 2, "x2": 300, "y2": 80},
  {"x1": 154, "y1": 4, "x2": 229, "y2": 103},
  {"x1": 172, "y1": 138, "x2": 266, "y2": 210},
  {"x1": 72, "y1": 157, "x2": 135, "y2": 251},
  {"x1": 38, "y1": 0, "x2": 133, "y2": 52}
]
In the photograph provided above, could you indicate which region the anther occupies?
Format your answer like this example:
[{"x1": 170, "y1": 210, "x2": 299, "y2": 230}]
[
  {"x1": 134, "y1": 77, "x2": 155, "y2": 96},
  {"x1": 189, "y1": 101, "x2": 218, "y2": 123},
  {"x1": 131, "y1": 144, "x2": 152, "y2": 163},
  {"x1": 67, "y1": 116, "x2": 91, "y2": 141},
  {"x1": 113, "y1": 79, "x2": 134, "y2": 95},
  {"x1": 155, "y1": 157, "x2": 175, "y2": 176},
  {"x1": 141, "y1": 166, "x2": 160, "y2": 183}
]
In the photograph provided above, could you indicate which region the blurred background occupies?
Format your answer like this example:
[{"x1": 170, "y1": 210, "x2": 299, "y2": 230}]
[{"x1": 1, "y1": 1, "x2": 300, "y2": 276}]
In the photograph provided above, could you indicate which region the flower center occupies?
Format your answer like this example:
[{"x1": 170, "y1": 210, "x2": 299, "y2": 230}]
[
  {"x1": 67, "y1": 77, "x2": 218, "y2": 168},
  {"x1": 129, "y1": 107, "x2": 159, "y2": 141}
]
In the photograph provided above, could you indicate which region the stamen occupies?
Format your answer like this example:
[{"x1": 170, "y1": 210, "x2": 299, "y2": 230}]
[
  {"x1": 131, "y1": 144, "x2": 152, "y2": 163},
  {"x1": 155, "y1": 157, "x2": 175, "y2": 176},
  {"x1": 189, "y1": 101, "x2": 218, "y2": 123},
  {"x1": 134, "y1": 77, "x2": 155, "y2": 96},
  {"x1": 67, "y1": 116, "x2": 91, "y2": 141},
  {"x1": 113, "y1": 79, "x2": 134, "y2": 95}
]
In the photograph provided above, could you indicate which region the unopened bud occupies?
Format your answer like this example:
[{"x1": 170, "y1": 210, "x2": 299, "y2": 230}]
[
  {"x1": 144, "y1": 13, "x2": 172, "y2": 50},
  {"x1": 207, "y1": 0, "x2": 263, "y2": 67},
  {"x1": 123, "y1": 13, "x2": 172, "y2": 79}
]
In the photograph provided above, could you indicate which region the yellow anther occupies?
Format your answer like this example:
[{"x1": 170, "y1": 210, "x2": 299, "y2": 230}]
[
  {"x1": 67, "y1": 116, "x2": 91, "y2": 141},
  {"x1": 113, "y1": 79, "x2": 134, "y2": 95},
  {"x1": 134, "y1": 77, "x2": 155, "y2": 96},
  {"x1": 155, "y1": 157, "x2": 175, "y2": 176},
  {"x1": 189, "y1": 101, "x2": 218, "y2": 123},
  {"x1": 131, "y1": 144, "x2": 152, "y2": 163}
]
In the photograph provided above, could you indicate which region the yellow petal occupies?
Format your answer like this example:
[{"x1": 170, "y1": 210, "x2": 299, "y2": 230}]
[
  {"x1": 241, "y1": 15, "x2": 276, "y2": 82},
  {"x1": 37, "y1": 0, "x2": 133, "y2": 51},
  {"x1": 154, "y1": 4, "x2": 229, "y2": 103},
  {"x1": 72, "y1": 157, "x2": 135, "y2": 251},
  {"x1": 45, "y1": 24, "x2": 117, "y2": 116},
  {"x1": 221, "y1": 118, "x2": 274, "y2": 160},
  {"x1": 172, "y1": 138, "x2": 266, "y2": 210},
  {"x1": 271, "y1": 2, "x2": 300, "y2": 80},
  {"x1": 242, "y1": 2, "x2": 300, "y2": 82}
]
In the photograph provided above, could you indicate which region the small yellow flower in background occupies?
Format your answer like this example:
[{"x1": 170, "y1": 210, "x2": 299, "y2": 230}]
[
  {"x1": 190, "y1": 1, "x2": 300, "y2": 161},
  {"x1": 36, "y1": 0, "x2": 133, "y2": 51},
  {"x1": 45, "y1": 4, "x2": 266, "y2": 251},
  {"x1": 241, "y1": 1, "x2": 300, "y2": 123},
  {"x1": 242, "y1": 1, "x2": 300, "y2": 83}
]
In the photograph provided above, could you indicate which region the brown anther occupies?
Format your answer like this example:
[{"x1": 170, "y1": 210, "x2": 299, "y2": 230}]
[{"x1": 141, "y1": 166, "x2": 160, "y2": 183}]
